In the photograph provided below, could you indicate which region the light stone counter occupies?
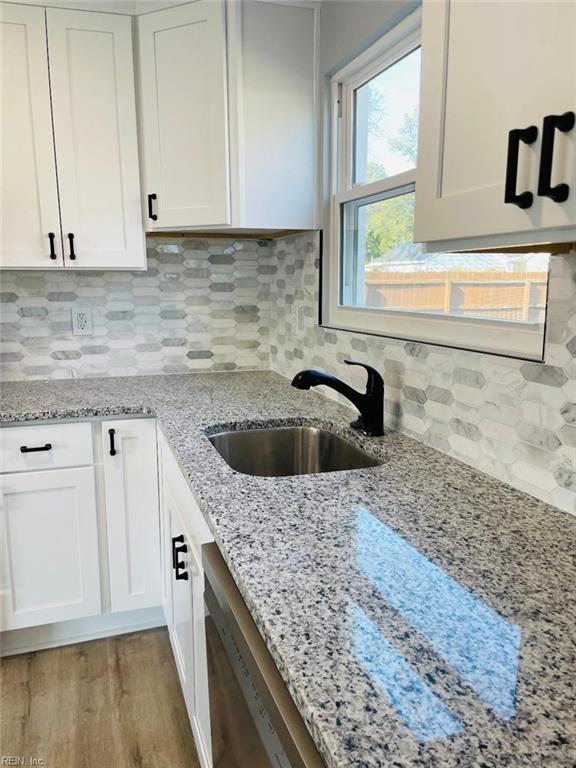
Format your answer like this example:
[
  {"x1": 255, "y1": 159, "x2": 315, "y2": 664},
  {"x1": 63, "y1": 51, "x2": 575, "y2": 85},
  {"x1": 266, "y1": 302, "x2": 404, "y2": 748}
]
[{"x1": 1, "y1": 371, "x2": 575, "y2": 768}]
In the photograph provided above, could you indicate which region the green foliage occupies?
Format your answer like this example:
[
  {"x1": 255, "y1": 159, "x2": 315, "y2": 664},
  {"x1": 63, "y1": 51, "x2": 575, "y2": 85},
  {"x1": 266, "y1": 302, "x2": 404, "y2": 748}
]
[
  {"x1": 363, "y1": 108, "x2": 419, "y2": 264},
  {"x1": 367, "y1": 161, "x2": 387, "y2": 183},
  {"x1": 389, "y1": 108, "x2": 419, "y2": 164},
  {"x1": 365, "y1": 194, "x2": 415, "y2": 264}
]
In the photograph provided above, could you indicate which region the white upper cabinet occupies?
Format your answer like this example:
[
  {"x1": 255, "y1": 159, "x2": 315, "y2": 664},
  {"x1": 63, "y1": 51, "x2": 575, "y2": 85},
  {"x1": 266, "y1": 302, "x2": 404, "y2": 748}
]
[
  {"x1": 0, "y1": 4, "x2": 62, "y2": 268},
  {"x1": 0, "y1": 2, "x2": 145, "y2": 270},
  {"x1": 232, "y1": 0, "x2": 317, "y2": 230},
  {"x1": 137, "y1": 0, "x2": 318, "y2": 232},
  {"x1": 415, "y1": 0, "x2": 576, "y2": 251},
  {"x1": 47, "y1": 8, "x2": 145, "y2": 269},
  {"x1": 137, "y1": 1, "x2": 230, "y2": 229}
]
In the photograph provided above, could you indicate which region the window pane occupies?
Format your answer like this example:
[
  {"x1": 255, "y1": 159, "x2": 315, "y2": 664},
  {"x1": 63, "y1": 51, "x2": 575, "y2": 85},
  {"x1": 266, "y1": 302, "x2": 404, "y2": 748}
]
[
  {"x1": 353, "y1": 47, "x2": 421, "y2": 185},
  {"x1": 340, "y1": 190, "x2": 549, "y2": 325}
]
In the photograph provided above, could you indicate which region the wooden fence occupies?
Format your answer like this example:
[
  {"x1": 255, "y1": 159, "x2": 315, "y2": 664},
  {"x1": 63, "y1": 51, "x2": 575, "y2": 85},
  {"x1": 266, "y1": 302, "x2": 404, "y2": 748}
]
[{"x1": 364, "y1": 270, "x2": 548, "y2": 322}]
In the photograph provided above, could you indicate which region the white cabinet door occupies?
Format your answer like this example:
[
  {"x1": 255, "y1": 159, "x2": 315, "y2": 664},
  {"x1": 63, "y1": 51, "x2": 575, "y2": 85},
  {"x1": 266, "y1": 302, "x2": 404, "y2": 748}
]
[
  {"x1": 166, "y1": 485, "x2": 195, "y2": 703},
  {"x1": 137, "y1": 1, "x2": 230, "y2": 229},
  {"x1": 0, "y1": 3, "x2": 62, "y2": 269},
  {"x1": 0, "y1": 467, "x2": 101, "y2": 630},
  {"x1": 159, "y1": 430, "x2": 213, "y2": 768},
  {"x1": 168, "y1": 490, "x2": 213, "y2": 768},
  {"x1": 416, "y1": 0, "x2": 576, "y2": 251},
  {"x1": 46, "y1": 8, "x2": 145, "y2": 270},
  {"x1": 102, "y1": 419, "x2": 161, "y2": 614},
  {"x1": 187, "y1": 532, "x2": 212, "y2": 768}
]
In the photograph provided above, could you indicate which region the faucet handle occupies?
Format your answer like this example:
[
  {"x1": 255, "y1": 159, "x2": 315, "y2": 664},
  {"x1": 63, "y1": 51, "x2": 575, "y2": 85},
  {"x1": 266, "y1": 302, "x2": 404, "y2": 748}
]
[{"x1": 344, "y1": 360, "x2": 384, "y2": 395}]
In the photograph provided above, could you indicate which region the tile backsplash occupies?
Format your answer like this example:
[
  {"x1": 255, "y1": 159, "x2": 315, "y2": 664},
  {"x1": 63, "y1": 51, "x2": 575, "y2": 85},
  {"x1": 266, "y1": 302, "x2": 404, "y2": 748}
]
[
  {"x1": 269, "y1": 233, "x2": 576, "y2": 517},
  {"x1": 1, "y1": 231, "x2": 575, "y2": 516},
  {"x1": 0, "y1": 237, "x2": 272, "y2": 379}
]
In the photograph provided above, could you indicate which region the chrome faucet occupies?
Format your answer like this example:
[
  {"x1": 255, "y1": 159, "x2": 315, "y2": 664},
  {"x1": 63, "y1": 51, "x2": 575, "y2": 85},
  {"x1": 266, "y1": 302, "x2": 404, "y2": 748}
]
[{"x1": 291, "y1": 360, "x2": 384, "y2": 437}]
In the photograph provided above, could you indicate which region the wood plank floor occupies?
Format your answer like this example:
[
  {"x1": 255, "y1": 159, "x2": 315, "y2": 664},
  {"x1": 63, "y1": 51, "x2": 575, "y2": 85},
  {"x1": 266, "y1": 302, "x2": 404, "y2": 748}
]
[
  {"x1": 1, "y1": 625, "x2": 273, "y2": 768},
  {"x1": 1, "y1": 628, "x2": 200, "y2": 768}
]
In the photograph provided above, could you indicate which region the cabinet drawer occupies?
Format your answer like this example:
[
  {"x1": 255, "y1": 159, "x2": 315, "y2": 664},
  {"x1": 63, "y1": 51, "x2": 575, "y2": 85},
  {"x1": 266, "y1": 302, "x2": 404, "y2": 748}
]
[{"x1": 1, "y1": 422, "x2": 93, "y2": 473}]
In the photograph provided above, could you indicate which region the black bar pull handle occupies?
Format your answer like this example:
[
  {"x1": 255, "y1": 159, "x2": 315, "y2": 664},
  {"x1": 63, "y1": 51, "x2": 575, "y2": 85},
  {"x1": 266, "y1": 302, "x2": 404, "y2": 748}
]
[
  {"x1": 20, "y1": 443, "x2": 52, "y2": 454},
  {"x1": 147, "y1": 193, "x2": 158, "y2": 221},
  {"x1": 504, "y1": 125, "x2": 538, "y2": 209},
  {"x1": 108, "y1": 428, "x2": 117, "y2": 456},
  {"x1": 172, "y1": 535, "x2": 189, "y2": 580},
  {"x1": 67, "y1": 232, "x2": 76, "y2": 261},
  {"x1": 48, "y1": 232, "x2": 57, "y2": 260},
  {"x1": 537, "y1": 111, "x2": 575, "y2": 203}
]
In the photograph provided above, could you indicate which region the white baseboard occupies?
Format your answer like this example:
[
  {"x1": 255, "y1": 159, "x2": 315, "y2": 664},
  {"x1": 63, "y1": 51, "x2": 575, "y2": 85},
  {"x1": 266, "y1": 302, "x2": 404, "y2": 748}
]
[{"x1": 0, "y1": 607, "x2": 166, "y2": 657}]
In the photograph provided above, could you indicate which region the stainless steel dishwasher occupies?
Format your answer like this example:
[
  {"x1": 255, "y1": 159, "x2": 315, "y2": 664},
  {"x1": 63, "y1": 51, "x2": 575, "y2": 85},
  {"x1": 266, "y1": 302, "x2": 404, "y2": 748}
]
[{"x1": 202, "y1": 542, "x2": 325, "y2": 768}]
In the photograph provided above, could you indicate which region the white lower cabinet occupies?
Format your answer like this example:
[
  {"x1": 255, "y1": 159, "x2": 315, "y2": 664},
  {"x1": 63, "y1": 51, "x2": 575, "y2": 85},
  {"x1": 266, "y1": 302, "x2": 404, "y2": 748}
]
[
  {"x1": 0, "y1": 417, "x2": 161, "y2": 635},
  {"x1": 0, "y1": 418, "x2": 214, "y2": 768},
  {"x1": 166, "y1": 487, "x2": 196, "y2": 699},
  {"x1": 101, "y1": 419, "x2": 161, "y2": 613},
  {"x1": 0, "y1": 467, "x2": 101, "y2": 630},
  {"x1": 159, "y1": 431, "x2": 213, "y2": 768}
]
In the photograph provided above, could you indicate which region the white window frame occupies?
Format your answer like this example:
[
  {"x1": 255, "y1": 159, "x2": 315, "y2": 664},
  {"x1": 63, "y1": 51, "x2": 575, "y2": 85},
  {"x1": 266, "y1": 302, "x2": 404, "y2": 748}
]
[{"x1": 323, "y1": 7, "x2": 547, "y2": 362}]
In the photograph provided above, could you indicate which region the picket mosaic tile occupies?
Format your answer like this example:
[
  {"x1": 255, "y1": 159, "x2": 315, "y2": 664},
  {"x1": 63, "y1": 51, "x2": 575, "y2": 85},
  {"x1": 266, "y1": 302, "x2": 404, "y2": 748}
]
[{"x1": 0, "y1": 237, "x2": 272, "y2": 380}]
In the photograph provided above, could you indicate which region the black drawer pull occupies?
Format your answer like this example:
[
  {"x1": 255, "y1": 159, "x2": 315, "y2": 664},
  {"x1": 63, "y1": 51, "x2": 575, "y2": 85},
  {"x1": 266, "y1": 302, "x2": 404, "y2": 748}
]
[
  {"x1": 504, "y1": 125, "x2": 538, "y2": 209},
  {"x1": 147, "y1": 193, "x2": 158, "y2": 221},
  {"x1": 538, "y1": 111, "x2": 575, "y2": 203},
  {"x1": 108, "y1": 428, "x2": 117, "y2": 456},
  {"x1": 20, "y1": 443, "x2": 52, "y2": 454},
  {"x1": 172, "y1": 535, "x2": 189, "y2": 580},
  {"x1": 67, "y1": 232, "x2": 76, "y2": 261},
  {"x1": 48, "y1": 232, "x2": 57, "y2": 260}
]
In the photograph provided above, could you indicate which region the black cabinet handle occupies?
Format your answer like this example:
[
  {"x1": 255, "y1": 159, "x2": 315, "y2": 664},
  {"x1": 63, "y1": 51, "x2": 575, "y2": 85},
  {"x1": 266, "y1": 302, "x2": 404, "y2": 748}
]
[
  {"x1": 67, "y1": 232, "x2": 76, "y2": 261},
  {"x1": 147, "y1": 193, "x2": 158, "y2": 221},
  {"x1": 537, "y1": 111, "x2": 575, "y2": 203},
  {"x1": 172, "y1": 535, "x2": 189, "y2": 580},
  {"x1": 108, "y1": 428, "x2": 117, "y2": 456},
  {"x1": 48, "y1": 232, "x2": 57, "y2": 260},
  {"x1": 20, "y1": 443, "x2": 52, "y2": 454},
  {"x1": 504, "y1": 125, "x2": 538, "y2": 209}
]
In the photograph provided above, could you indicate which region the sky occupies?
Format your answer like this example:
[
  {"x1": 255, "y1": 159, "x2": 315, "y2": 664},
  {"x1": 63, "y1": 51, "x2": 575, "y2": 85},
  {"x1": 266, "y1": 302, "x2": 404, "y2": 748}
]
[{"x1": 360, "y1": 47, "x2": 421, "y2": 178}]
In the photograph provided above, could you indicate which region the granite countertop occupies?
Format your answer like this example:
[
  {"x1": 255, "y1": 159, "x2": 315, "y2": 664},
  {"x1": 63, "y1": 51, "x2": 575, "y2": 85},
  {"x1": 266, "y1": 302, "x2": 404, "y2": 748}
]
[{"x1": 1, "y1": 371, "x2": 575, "y2": 768}]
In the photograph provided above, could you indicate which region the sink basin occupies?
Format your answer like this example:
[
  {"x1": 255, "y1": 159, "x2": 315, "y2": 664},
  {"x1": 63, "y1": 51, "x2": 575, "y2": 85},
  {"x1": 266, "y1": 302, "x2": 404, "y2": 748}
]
[{"x1": 208, "y1": 425, "x2": 381, "y2": 477}]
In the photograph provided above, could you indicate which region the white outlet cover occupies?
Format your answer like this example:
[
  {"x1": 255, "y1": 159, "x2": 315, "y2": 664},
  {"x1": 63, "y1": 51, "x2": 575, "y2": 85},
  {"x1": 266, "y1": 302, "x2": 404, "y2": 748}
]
[{"x1": 71, "y1": 308, "x2": 93, "y2": 336}]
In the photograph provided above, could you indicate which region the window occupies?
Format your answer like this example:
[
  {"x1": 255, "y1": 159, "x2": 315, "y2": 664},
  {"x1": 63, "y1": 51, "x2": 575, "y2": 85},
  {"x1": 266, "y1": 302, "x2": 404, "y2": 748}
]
[{"x1": 324, "y1": 11, "x2": 549, "y2": 361}]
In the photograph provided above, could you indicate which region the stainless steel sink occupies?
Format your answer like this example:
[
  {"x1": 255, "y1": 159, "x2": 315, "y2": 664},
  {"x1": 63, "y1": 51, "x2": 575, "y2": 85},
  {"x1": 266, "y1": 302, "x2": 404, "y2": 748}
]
[{"x1": 208, "y1": 425, "x2": 381, "y2": 477}]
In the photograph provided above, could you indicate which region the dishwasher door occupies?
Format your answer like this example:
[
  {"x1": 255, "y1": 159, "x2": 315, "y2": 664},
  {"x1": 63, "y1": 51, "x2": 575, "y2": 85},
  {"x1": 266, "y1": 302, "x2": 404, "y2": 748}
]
[{"x1": 202, "y1": 543, "x2": 325, "y2": 768}]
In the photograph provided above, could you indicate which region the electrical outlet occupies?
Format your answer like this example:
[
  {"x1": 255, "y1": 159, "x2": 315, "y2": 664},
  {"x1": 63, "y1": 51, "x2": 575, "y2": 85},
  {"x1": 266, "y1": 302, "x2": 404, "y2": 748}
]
[{"x1": 71, "y1": 308, "x2": 93, "y2": 336}]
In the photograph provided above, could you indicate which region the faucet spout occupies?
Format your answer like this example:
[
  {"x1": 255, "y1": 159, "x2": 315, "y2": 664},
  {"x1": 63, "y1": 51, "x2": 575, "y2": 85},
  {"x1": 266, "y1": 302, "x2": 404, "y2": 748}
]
[{"x1": 291, "y1": 360, "x2": 384, "y2": 437}]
